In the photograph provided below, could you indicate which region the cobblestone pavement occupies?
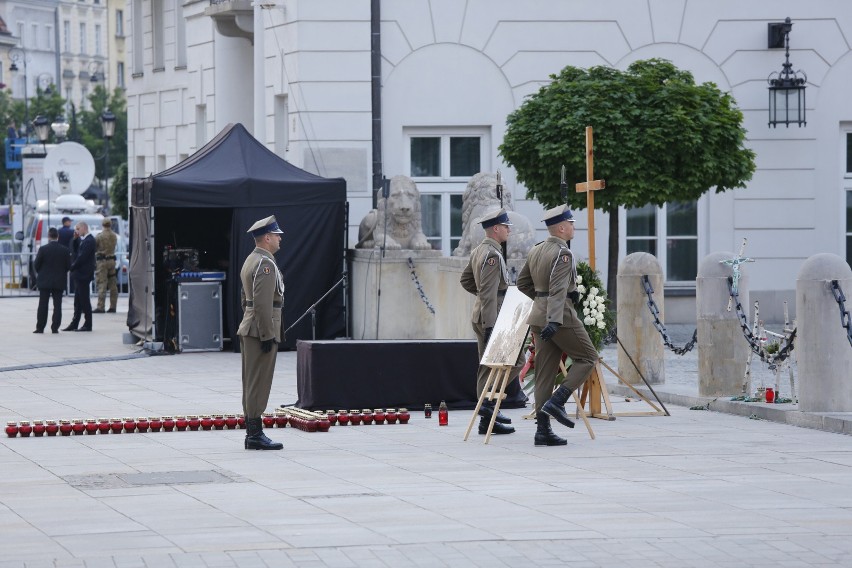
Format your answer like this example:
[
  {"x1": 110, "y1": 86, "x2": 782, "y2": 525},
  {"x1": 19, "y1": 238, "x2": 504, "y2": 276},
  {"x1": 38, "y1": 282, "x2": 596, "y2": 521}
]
[{"x1": 2, "y1": 297, "x2": 852, "y2": 567}]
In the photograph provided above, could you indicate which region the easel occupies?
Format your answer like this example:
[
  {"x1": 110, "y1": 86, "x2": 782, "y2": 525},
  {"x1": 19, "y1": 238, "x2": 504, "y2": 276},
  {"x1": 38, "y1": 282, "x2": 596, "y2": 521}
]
[
  {"x1": 466, "y1": 361, "x2": 596, "y2": 443},
  {"x1": 573, "y1": 126, "x2": 664, "y2": 419}
]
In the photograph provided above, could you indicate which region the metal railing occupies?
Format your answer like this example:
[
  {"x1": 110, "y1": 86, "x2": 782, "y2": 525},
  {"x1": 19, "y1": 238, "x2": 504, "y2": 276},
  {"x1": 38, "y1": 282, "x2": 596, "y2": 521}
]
[{"x1": 0, "y1": 251, "x2": 130, "y2": 297}]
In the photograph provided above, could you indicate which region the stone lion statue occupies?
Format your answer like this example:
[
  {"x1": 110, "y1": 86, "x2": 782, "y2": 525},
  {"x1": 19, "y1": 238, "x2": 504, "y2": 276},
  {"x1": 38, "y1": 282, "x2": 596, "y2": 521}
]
[
  {"x1": 356, "y1": 175, "x2": 432, "y2": 250},
  {"x1": 453, "y1": 172, "x2": 536, "y2": 259}
]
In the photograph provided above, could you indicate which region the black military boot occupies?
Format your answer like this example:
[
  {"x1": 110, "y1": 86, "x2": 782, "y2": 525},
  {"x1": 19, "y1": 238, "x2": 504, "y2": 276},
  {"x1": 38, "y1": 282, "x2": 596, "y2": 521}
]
[
  {"x1": 478, "y1": 402, "x2": 512, "y2": 424},
  {"x1": 479, "y1": 405, "x2": 515, "y2": 434},
  {"x1": 534, "y1": 412, "x2": 567, "y2": 446},
  {"x1": 541, "y1": 385, "x2": 575, "y2": 429},
  {"x1": 245, "y1": 417, "x2": 283, "y2": 450}
]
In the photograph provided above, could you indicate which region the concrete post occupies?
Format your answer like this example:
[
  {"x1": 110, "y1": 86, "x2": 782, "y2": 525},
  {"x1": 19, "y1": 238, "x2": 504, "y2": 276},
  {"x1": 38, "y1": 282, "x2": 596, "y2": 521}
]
[
  {"x1": 616, "y1": 252, "x2": 665, "y2": 384},
  {"x1": 696, "y1": 252, "x2": 751, "y2": 397},
  {"x1": 796, "y1": 253, "x2": 852, "y2": 412}
]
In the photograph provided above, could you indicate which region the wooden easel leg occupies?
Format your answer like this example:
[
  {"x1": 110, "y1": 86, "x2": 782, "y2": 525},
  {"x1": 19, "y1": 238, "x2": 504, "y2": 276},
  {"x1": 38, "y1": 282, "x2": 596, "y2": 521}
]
[
  {"x1": 484, "y1": 368, "x2": 511, "y2": 445},
  {"x1": 464, "y1": 367, "x2": 497, "y2": 441},
  {"x1": 598, "y1": 358, "x2": 666, "y2": 416},
  {"x1": 558, "y1": 360, "x2": 595, "y2": 439}
]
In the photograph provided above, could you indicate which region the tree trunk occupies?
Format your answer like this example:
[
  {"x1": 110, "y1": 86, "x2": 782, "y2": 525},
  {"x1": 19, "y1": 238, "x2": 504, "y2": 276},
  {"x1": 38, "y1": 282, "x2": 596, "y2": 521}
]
[{"x1": 606, "y1": 208, "x2": 619, "y2": 309}]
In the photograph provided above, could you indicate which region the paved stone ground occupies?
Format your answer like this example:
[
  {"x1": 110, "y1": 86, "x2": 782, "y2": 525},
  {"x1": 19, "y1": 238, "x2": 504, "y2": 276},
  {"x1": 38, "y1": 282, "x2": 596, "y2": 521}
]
[{"x1": 2, "y1": 296, "x2": 852, "y2": 567}]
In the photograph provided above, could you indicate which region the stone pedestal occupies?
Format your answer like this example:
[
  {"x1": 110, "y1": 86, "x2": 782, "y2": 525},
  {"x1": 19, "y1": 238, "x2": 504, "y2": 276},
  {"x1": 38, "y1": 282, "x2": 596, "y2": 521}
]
[
  {"x1": 696, "y1": 252, "x2": 751, "y2": 397},
  {"x1": 617, "y1": 253, "x2": 665, "y2": 384},
  {"x1": 796, "y1": 253, "x2": 852, "y2": 412}
]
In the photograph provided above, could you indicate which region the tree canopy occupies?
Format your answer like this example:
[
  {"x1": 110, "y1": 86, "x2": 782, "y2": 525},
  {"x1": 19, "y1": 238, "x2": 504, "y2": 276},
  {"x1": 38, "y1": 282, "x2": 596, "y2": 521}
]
[{"x1": 499, "y1": 59, "x2": 756, "y2": 213}]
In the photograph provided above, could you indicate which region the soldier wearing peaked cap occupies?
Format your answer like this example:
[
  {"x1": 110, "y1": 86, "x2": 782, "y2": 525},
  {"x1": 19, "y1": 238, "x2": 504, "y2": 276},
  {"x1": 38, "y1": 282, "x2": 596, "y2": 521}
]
[
  {"x1": 460, "y1": 208, "x2": 516, "y2": 436},
  {"x1": 517, "y1": 204, "x2": 598, "y2": 447},
  {"x1": 238, "y1": 215, "x2": 285, "y2": 450}
]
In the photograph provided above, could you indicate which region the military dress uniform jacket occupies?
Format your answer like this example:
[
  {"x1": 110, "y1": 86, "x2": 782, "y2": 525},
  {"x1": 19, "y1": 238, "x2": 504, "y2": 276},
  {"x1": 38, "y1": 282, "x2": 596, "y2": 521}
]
[
  {"x1": 517, "y1": 236, "x2": 578, "y2": 327},
  {"x1": 237, "y1": 247, "x2": 285, "y2": 342},
  {"x1": 460, "y1": 237, "x2": 509, "y2": 328}
]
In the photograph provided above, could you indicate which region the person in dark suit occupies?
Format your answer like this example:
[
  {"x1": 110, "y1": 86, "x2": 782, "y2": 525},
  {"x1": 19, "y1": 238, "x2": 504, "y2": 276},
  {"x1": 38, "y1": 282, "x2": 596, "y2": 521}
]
[
  {"x1": 33, "y1": 228, "x2": 71, "y2": 334},
  {"x1": 64, "y1": 222, "x2": 96, "y2": 332}
]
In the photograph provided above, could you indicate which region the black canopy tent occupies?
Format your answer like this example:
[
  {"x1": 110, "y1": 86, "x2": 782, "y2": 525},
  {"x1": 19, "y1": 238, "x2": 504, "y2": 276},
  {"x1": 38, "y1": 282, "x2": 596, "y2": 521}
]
[{"x1": 128, "y1": 123, "x2": 347, "y2": 351}]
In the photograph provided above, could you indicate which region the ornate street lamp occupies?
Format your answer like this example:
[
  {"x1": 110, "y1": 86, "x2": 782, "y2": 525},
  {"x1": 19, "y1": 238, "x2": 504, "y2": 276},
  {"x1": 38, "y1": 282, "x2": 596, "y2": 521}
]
[
  {"x1": 51, "y1": 116, "x2": 70, "y2": 142},
  {"x1": 32, "y1": 115, "x2": 50, "y2": 149},
  {"x1": 767, "y1": 17, "x2": 807, "y2": 128},
  {"x1": 100, "y1": 109, "x2": 116, "y2": 213},
  {"x1": 8, "y1": 47, "x2": 31, "y2": 136}
]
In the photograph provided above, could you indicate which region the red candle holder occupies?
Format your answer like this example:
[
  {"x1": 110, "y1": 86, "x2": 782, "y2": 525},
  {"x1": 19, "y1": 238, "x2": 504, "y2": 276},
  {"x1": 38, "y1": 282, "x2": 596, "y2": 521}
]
[
  {"x1": 261, "y1": 413, "x2": 275, "y2": 429},
  {"x1": 59, "y1": 420, "x2": 73, "y2": 436},
  {"x1": 326, "y1": 411, "x2": 338, "y2": 425},
  {"x1": 200, "y1": 415, "x2": 214, "y2": 430},
  {"x1": 72, "y1": 419, "x2": 86, "y2": 435},
  {"x1": 237, "y1": 414, "x2": 246, "y2": 429},
  {"x1": 438, "y1": 401, "x2": 448, "y2": 426},
  {"x1": 349, "y1": 410, "x2": 363, "y2": 426},
  {"x1": 175, "y1": 415, "x2": 188, "y2": 431},
  {"x1": 373, "y1": 409, "x2": 385, "y2": 425},
  {"x1": 98, "y1": 418, "x2": 111, "y2": 434},
  {"x1": 275, "y1": 412, "x2": 288, "y2": 428},
  {"x1": 187, "y1": 415, "x2": 200, "y2": 431},
  {"x1": 765, "y1": 387, "x2": 775, "y2": 404},
  {"x1": 19, "y1": 420, "x2": 33, "y2": 437},
  {"x1": 212, "y1": 415, "x2": 225, "y2": 430},
  {"x1": 361, "y1": 410, "x2": 374, "y2": 425},
  {"x1": 136, "y1": 417, "x2": 149, "y2": 433},
  {"x1": 318, "y1": 417, "x2": 331, "y2": 432},
  {"x1": 225, "y1": 414, "x2": 238, "y2": 429},
  {"x1": 123, "y1": 417, "x2": 137, "y2": 433},
  {"x1": 110, "y1": 418, "x2": 123, "y2": 434},
  {"x1": 5, "y1": 421, "x2": 18, "y2": 438},
  {"x1": 31, "y1": 420, "x2": 46, "y2": 437},
  {"x1": 306, "y1": 419, "x2": 318, "y2": 433},
  {"x1": 162, "y1": 416, "x2": 175, "y2": 432},
  {"x1": 385, "y1": 409, "x2": 398, "y2": 424},
  {"x1": 149, "y1": 417, "x2": 162, "y2": 432},
  {"x1": 398, "y1": 408, "x2": 411, "y2": 424},
  {"x1": 337, "y1": 410, "x2": 350, "y2": 426},
  {"x1": 46, "y1": 420, "x2": 59, "y2": 436},
  {"x1": 85, "y1": 419, "x2": 99, "y2": 435}
]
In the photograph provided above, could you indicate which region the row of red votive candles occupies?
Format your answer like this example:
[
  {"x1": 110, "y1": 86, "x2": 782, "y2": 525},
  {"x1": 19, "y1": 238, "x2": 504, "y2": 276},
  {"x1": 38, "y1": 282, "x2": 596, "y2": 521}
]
[{"x1": 5, "y1": 408, "x2": 412, "y2": 438}]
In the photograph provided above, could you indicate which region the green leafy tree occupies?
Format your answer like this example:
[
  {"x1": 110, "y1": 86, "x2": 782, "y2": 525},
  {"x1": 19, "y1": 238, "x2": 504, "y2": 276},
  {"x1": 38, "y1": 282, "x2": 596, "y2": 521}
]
[
  {"x1": 77, "y1": 84, "x2": 127, "y2": 199},
  {"x1": 500, "y1": 59, "x2": 756, "y2": 303},
  {"x1": 110, "y1": 161, "x2": 128, "y2": 219}
]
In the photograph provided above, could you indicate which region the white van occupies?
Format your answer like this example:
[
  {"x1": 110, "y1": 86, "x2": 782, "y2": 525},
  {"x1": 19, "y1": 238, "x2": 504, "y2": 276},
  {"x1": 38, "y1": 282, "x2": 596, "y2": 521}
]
[{"x1": 15, "y1": 195, "x2": 128, "y2": 289}]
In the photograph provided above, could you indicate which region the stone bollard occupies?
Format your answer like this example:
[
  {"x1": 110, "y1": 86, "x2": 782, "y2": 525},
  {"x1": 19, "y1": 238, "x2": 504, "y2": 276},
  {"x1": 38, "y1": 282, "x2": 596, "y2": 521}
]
[
  {"x1": 696, "y1": 252, "x2": 751, "y2": 397},
  {"x1": 796, "y1": 253, "x2": 852, "y2": 412},
  {"x1": 617, "y1": 253, "x2": 665, "y2": 384}
]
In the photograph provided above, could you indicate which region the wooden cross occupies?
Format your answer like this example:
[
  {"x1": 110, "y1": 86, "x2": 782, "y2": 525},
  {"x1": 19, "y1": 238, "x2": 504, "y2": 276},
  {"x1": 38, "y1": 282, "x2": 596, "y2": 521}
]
[{"x1": 575, "y1": 126, "x2": 606, "y2": 270}]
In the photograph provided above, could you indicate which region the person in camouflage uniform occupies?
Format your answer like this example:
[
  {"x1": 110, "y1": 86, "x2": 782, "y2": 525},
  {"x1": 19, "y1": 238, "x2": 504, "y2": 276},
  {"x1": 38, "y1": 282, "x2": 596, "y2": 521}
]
[{"x1": 93, "y1": 218, "x2": 118, "y2": 313}]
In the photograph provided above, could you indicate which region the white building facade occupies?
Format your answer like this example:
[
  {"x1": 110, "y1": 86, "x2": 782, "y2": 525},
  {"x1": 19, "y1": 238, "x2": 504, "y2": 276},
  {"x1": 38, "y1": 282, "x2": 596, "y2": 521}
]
[{"x1": 125, "y1": 0, "x2": 852, "y2": 322}]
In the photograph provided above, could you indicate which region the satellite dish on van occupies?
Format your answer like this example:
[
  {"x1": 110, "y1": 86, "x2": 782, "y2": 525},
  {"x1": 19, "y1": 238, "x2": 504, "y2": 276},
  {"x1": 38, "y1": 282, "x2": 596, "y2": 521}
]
[{"x1": 42, "y1": 142, "x2": 96, "y2": 195}]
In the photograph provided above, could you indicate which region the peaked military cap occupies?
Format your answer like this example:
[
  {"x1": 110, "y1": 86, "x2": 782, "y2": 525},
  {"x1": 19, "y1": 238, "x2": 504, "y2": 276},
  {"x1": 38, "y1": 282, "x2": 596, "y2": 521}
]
[
  {"x1": 542, "y1": 204, "x2": 575, "y2": 226},
  {"x1": 247, "y1": 215, "x2": 284, "y2": 237},
  {"x1": 479, "y1": 208, "x2": 513, "y2": 229}
]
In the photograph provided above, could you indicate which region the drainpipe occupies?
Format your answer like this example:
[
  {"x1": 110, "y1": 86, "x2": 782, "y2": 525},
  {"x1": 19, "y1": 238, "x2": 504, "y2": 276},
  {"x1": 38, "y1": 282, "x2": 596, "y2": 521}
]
[{"x1": 371, "y1": 0, "x2": 382, "y2": 208}]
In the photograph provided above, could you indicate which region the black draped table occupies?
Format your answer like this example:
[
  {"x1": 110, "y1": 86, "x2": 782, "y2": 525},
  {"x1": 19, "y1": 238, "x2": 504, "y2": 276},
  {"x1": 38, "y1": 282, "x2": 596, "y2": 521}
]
[{"x1": 295, "y1": 340, "x2": 528, "y2": 411}]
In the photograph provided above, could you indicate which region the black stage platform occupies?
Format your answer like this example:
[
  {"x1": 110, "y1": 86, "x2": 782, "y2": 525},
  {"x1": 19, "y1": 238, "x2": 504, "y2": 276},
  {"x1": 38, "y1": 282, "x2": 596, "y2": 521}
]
[{"x1": 295, "y1": 340, "x2": 528, "y2": 411}]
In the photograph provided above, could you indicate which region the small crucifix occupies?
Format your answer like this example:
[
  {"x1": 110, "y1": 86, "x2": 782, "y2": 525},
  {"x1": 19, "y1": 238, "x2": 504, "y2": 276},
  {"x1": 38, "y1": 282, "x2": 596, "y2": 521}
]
[
  {"x1": 575, "y1": 126, "x2": 606, "y2": 270},
  {"x1": 719, "y1": 237, "x2": 755, "y2": 311}
]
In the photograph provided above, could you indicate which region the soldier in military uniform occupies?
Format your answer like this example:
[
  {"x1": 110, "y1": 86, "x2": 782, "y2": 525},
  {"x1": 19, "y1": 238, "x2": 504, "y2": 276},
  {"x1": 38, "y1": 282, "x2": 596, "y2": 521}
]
[
  {"x1": 238, "y1": 215, "x2": 285, "y2": 450},
  {"x1": 517, "y1": 205, "x2": 599, "y2": 446},
  {"x1": 460, "y1": 209, "x2": 516, "y2": 436},
  {"x1": 93, "y1": 218, "x2": 118, "y2": 313}
]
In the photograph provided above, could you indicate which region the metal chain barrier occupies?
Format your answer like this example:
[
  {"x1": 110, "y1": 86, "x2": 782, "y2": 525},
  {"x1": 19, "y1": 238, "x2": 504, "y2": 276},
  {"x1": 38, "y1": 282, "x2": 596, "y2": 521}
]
[
  {"x1": 641, "y1": 275, "x2": 698, "y2": 355},
  {"x1": 727, "y1": 276, "x2": 796, "y2": 368},
  {"x1": 407, "y1": 257, "x2": 436, "y2": 315},
  {"x1": 830, "y1": 280, "x2": 852, "y2": 348}
]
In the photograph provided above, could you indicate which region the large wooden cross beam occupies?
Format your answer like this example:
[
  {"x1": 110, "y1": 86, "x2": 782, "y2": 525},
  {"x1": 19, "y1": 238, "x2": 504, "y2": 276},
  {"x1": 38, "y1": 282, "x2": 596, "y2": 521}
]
[{"x1": 575, "y1": 126, "x2": 605, "y2": 270}]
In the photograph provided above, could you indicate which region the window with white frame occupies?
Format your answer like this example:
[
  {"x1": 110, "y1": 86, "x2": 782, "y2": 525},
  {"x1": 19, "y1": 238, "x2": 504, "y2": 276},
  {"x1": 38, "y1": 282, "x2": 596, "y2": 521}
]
[
  {"x1": 625, "y1": 200, "x2": 699, "y2": 283},
  {"x1": 95, "y1": 24, "x2": 102, "y2": 55},
  {"x1": 115, "y1": 9, "x2": 124, "y2": 37},
  {"x1": 175, "y1": 1, "x2": 187, "y2": 68},
  {"x1": 116, "y1": 61, "x2": 125, "y2": 88},
  {"x1": 152, "y1": 0, "x2": 164, "y2": 70},
  {"x1": 79, "y1": 22, "x2": 87, "y2": 54},
  {"x1": 405, "y1": 129, "x2": 487, "y2": 254},
  {"x1": 63, "y1": 21, "x2": 70, "y2": 52},
  {"x1": 45, "y1": 25, "x2": 53, "y2": 50}
]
